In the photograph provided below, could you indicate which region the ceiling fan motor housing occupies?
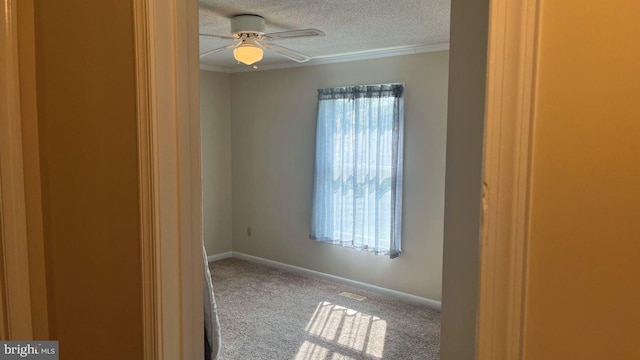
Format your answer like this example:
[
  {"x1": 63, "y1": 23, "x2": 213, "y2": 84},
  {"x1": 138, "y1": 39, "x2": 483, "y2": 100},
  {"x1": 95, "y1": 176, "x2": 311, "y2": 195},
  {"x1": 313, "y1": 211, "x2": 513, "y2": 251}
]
[{"x1": 231, "y1": 15, "x2": 266, "y2": 35}]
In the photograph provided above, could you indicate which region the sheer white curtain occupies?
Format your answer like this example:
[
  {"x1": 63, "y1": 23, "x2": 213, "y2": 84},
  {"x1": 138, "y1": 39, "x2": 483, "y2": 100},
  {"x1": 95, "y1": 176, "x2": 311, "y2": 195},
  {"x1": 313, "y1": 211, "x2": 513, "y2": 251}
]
[{"x1": 310, "y1": 84, "x2": 404, "y2": 258}]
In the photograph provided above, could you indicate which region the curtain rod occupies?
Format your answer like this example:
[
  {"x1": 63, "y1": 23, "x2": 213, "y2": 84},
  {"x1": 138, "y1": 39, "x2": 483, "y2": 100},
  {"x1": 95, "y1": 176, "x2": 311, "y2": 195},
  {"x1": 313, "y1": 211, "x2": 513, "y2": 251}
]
[{"x1": 321, "y1": 82, "x2": 405, "y2": 89}]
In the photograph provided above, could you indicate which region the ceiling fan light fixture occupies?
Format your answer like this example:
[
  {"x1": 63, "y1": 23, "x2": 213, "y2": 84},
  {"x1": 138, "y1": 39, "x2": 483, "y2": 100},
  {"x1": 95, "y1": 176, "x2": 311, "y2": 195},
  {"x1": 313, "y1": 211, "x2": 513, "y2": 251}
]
[
  {"x1": 233, "y1": 45, "x2": 263, "y2": 65},
  {"x1": 199, "y1": 14, "x2": 321, "y2": 65}
]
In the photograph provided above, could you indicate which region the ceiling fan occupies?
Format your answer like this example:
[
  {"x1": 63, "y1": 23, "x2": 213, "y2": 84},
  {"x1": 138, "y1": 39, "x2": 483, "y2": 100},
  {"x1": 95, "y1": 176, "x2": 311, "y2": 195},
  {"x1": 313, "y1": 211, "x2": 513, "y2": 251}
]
[{"x1": 199, "y1": 14, "x2": 324, "y2": 66}]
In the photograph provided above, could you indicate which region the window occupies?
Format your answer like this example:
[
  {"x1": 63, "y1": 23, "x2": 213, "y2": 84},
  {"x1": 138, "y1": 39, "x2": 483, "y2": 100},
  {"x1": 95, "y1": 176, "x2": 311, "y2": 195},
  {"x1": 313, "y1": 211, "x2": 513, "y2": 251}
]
[{"x1": 310, "y1": 84, "x2": 404, "y2": 258}]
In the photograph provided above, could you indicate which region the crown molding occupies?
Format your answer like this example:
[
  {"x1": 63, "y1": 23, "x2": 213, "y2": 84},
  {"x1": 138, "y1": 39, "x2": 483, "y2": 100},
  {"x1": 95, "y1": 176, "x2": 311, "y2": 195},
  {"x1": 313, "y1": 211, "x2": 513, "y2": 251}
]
[{"x1": 199, "y1": 43, "x2": 449, "y2": 73}]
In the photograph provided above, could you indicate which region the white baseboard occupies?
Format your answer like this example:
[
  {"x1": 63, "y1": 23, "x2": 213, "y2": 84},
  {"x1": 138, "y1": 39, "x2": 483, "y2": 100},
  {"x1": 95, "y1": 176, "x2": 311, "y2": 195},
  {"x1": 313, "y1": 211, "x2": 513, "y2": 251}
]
[
  {"x1": 231, "y1": 252, "x2": 441, "y2": 311},
  {"x1": 207, "y1": 252, "x2": 233, "y2": 263}
]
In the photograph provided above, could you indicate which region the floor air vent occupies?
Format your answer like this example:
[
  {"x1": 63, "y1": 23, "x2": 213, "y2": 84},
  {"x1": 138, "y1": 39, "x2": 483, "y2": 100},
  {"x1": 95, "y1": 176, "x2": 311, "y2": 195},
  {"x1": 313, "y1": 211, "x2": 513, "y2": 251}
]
[{"x1": 339, "y1": 291, "x2": 367, "y2": 301}]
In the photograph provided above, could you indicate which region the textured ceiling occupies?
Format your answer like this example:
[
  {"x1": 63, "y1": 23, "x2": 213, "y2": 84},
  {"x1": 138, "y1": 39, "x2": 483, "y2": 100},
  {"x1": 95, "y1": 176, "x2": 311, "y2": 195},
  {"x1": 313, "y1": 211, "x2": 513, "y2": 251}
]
[{"x1": 199, "y1": 0, "x2": 450, "y2": 70}]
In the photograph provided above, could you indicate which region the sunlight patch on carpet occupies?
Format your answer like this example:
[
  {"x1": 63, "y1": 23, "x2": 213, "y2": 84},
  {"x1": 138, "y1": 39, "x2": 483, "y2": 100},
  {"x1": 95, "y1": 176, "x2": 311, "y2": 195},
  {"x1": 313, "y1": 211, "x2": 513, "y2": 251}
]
[
  {"x1": 295, "y1": 341, "x2": 354, "y2": 360},
  {"x1": 339, "y1": 292, "x2": 367, "y2": 301},
  {"x1": 297, "y1": 301, "x2": 387, "y2": 359}
]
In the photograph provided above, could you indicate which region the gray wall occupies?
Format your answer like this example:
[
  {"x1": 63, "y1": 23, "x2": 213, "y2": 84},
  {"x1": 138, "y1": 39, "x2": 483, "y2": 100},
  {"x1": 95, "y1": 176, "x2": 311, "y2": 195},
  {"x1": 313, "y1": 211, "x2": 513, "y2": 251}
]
[
  {"x1": 229, "y1": 51, "x2": 449, "y2": 301},
  {"x1": 440, "y1": 0, "x2": 489, "y2": 358},
  {"x1": 200, "y1": 70, "x2": 233, "y2": 255}
]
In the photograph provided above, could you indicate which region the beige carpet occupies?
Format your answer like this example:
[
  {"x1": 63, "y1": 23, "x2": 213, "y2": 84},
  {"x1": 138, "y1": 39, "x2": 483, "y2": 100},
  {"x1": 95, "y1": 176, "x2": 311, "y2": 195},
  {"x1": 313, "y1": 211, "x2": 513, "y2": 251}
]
[{"x1": 210, "y1": 258, "x2": 440, "y2": 360}]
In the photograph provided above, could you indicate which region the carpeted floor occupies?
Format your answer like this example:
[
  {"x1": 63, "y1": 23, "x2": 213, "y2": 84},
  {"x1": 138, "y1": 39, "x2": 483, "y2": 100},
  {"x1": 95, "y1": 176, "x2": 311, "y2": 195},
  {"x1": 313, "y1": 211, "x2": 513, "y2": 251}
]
[{"x1": 210, "y1": 258, "x2": 440, "y2": 360}]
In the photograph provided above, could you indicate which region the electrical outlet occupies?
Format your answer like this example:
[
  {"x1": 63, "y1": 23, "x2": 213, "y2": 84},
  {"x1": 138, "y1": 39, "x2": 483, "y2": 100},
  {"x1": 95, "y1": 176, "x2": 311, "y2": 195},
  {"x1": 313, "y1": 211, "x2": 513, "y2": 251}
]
[{"x1": 247, "y1": 227, "x2": 252, "y2": 237}]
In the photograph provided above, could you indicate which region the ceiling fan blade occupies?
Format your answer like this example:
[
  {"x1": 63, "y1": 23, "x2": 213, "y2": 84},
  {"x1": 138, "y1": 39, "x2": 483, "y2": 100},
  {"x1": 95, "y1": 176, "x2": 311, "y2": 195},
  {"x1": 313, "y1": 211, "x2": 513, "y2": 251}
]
[
  {"x1": 199, "y1": 33, "x2": 236, "y2": 40},
  {"x1": 199, "y1": 43, "x2": 236, "y2": 59},
  {"x1": 265, "y1": 43, "x2": 311, "y2": 63},
  {"x1": 263, "y1": 29, "x2": 325, "y2": 40}
]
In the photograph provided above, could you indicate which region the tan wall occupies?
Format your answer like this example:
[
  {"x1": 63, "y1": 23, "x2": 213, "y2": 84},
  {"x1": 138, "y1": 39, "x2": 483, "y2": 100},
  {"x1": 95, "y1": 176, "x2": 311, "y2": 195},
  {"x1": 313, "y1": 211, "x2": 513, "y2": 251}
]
[
  {"x1": 229, "y1": 52, "x2": 448, "y2": 301},
  {"x1": 201, "y1": 70, "x2": 233, "y2": 255},
  {"x1": 33, "y1": 0, "x2": 142, "y2": 357},
  {"x1": 523, "y1": 1, "x2": 640, "y2": 359}
]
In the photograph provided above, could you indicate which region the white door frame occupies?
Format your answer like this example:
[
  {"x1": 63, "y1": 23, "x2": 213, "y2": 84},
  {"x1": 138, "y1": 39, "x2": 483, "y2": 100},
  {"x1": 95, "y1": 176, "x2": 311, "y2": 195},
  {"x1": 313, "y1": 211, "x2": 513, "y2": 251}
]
[
  {"x1": 133, "y1": 0, "x2": 203, "y2": 359},
  {"x1": 478, "y1": 0, "x2": 540, "y2": 359},
  {"x1": 1, "y1": 0, "x2": 203, "y2": 352},
  {"x1": 0, "y1": 0, "x2": 34, "y2": 340}
]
